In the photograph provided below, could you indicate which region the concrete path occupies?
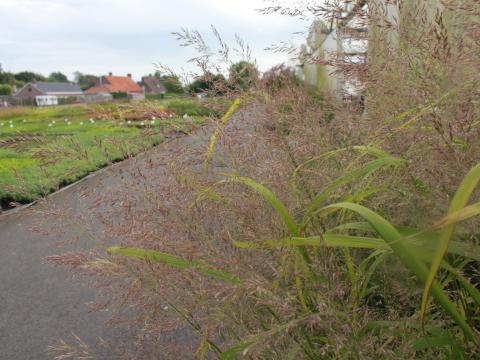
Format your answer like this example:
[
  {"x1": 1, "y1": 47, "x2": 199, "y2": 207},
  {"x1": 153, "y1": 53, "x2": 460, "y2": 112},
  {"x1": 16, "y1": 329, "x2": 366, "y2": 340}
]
[
  {"x1": 0, "y1": 104, "x2": 262, "y2": 359},
  {"x1": 0, "y1": 126, "x2": 215, "y2": 359}
]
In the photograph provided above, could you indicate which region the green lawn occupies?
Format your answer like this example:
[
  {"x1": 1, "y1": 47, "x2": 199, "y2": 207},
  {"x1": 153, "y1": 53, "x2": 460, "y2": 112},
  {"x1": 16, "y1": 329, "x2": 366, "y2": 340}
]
[{"x1": 0, "y1": 100, "x2": 210, "y2": 206}]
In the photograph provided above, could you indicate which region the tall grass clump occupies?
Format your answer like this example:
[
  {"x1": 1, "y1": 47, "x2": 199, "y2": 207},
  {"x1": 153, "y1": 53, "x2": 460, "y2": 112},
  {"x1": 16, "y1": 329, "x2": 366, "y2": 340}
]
[{"x1": 46, "y1": 1, "x2": 480, "y2": 358}]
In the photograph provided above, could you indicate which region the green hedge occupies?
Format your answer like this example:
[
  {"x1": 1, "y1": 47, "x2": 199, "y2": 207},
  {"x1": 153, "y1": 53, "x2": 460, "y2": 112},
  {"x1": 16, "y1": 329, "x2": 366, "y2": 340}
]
[{"x1": 0, "y1": 84, "x2": 12, "y2": 96}]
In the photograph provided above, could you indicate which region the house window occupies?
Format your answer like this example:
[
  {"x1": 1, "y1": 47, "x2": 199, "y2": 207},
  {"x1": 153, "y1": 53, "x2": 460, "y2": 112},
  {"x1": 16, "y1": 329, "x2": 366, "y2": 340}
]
[{"x1": 28, "y1": 87, "x2": 32, "y2": 92}]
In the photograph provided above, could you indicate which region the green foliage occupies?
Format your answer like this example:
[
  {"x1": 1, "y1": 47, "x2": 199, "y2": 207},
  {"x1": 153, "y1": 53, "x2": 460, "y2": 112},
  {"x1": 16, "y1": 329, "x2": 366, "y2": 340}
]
[
  {"x1": 322, "y1": 202, "x2": 476, "y2": 341},
  {"x1": 420, "y1": 164, "x2": 480, "y2": 324},
  {"x1": 45, "y1": 2, "x2": 480, "y2": 358},
  {"x1": 261, "y1": 64, "x2": 303, "y2": 94},
  {"x1": 0, "y1": 64, "x2": 16, "y2": 85},
  {"x1": 14, "y1": 71, "x2": 47, "y2": 83},
  {"x1": 145, "y1": 93, "x2": 165, "y2": 100},
  {"x1": 73, "y1": 71, "x2": 98, "y2": 90},
  {"x1": 0, "y1": 66, "x2": 68, "y2": 87},
  {"x1": 57, "y1": 96, "x2": 78, "y2": 105},
  {"x1": 108, "y1": 247, "x2": 240, "y2": 284},
  {"x1": 188, "y1": 72, "x2": 226, "y2": 94},
  {"x1": 165, "y1": 99, "x2": 219, "y2": 116},
  {"x1": 162, "y1": 75, "x2": 184, "y2": 93},
  {"x1": 116, "y1": 131, "x2": 480, "y2": 355},
  {"x1": 0, "y1": 101, "x2": 202, "y2": 205},
  {"x1": 48, "y1": 72, "x2": 69, "y2": 82},
  {"x1": 302, "y1": 156, "x2": 408, "y2": 228},
  {"x1": 204, "y1": 98, "x2": 242, "y2": 167},
  {"x1": 225, "y1": 160, "x2": 480, "y2": 353},
  {"x1": 111, "y1": 92, "x2": 128, "y2": 99},
  {"x1": 0, "y1": 84, "x2": 12, "y2": 96},
  {"x1": 228, "y1": 61, "x2": 259, "y2": 91}
]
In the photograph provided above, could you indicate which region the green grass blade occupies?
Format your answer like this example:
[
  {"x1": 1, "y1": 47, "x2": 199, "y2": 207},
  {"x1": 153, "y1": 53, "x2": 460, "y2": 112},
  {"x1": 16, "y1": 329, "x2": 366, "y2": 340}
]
[
  {"x1": 108, "y1": 247, "x2": 240, "y2": 284},
  {"x1": 403, "y1": 251, "x2": 480, "y2": 308},
  {"x1": 167, "y1": 302, "x2": 224, "y2": 356},
  {"x1": 220, "y1": 341, "x2": 254, "y2": 360},
  {"x1": 413, "y1": 334, "x2": 458, "y2": 351},
  {"x1": 323, "y1": 234, "x2": 388, "y2": 249},
  {"x1": 190, "y1": 184, "x2": 228, "y2": 209},
  {"x1": 321, "y1": 202, "x2": 476, "y2": 341},
  {"x1": 220, "y1": 314, "x2": 314, "y2": 360},
  {"x1": 290, "y1": 146, "x2": 393, "y2": 199},
  {"x1": 331, "y1": 221, "x2": 376, "y2": 232},
  {"x1": 225, "y1": 175, "x2": 312, "y2": 309},
  {"x1": 359, "y1": 251, "x2": 390, "y2": 301},
  {"x1": 302, "y1": 157, "x2": 407, "y2": 228},
  {"x1": 225, "y1": 175, "x2": 311, "y2": 266},
  {"x1": 441, "y1": 261, "x2": 480, "y2": 307},
  {"x1": 332, "y1": 222, "x2": 480, "y2": 261},
  {"x1": 351, "y1": 145, "x2": 393, "y2": 159},
  {"x1": 428, "y1": 201, "x2": 480, "y2": 231},
  {"x1": 421, "y1": 164, "x2": 480, "y2": 324},
  {"x1": 292, "y1": 145, "x2": 392, "y2": 180},
  {"x1": 204, "y1": 97, "x2": 242, "y2": 168},
  {"x1": 227, "y1": 175, "x2": 299, "y2": 236},
  {"x1": 234, "y1": 234, "x2": 388, "y2": 251}
]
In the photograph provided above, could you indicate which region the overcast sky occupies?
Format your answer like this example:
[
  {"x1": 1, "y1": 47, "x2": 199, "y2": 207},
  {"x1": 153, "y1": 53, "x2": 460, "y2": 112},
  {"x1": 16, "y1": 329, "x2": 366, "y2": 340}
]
[{"x1": 0, "y1": 0, "x2": 310, "y2": 81}]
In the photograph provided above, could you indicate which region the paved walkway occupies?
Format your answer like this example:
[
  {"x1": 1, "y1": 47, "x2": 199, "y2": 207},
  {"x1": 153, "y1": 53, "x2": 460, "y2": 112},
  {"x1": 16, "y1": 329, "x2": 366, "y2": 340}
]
[
  {"x1": 0, "y1": 125, "x2": 215, "y2": 359},
  {"x1": 0, "y1": 105, "x2": 263, "y2": 359}
]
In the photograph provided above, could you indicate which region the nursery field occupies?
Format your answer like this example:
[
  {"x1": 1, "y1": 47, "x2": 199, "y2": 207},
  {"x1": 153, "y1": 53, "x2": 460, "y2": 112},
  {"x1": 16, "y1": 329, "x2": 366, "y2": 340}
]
[{"x1": 0, "y1": 100, "x2": 213, "y2": 207}]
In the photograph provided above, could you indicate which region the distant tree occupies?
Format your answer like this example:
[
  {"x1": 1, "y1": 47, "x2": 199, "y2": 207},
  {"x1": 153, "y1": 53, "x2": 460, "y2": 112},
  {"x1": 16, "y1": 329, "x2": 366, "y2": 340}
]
[
  {"x1": 146, "y1": 72, "x2": 184, "y2": 94},
  {"x1": 261, "y1": 64, "x2": 302, "y2": 94},
  {"x1": 0, "y1": 64, "x2": 16, "y2": 85},
  {"x1": 162, "y1": 75, "x2": 184, "y2": 94},
  {"x1": 0, "y1": 72, "x2": 15, "y2": 85},
  {"x1": 48, "y1": 72, "x2": 69, "y2": 82},
  {"x1": 73, "y1": 71, "x2": 98, "y2": 90},
  {"x1": 188, "y1": 72, "x2": 226, "y2": 95},
  {"x1": 228, "y1": 61, "x2": 259, "y2": 91},
  {"x1": 14, "y1": 71, "x2": 47, "y2": 83},
  {"x1": 0, "y1": 84, "x2": 12, "y2": 95}
]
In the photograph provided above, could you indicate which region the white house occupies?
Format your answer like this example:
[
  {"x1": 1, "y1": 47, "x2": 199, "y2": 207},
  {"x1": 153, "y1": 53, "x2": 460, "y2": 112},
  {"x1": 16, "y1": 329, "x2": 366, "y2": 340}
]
[
  {"x1": 14, "y1": 82, "x2": 84, "y2": 106},
  {"x1": 299, "y1": 1, "x2": 369, "y2": 99}
]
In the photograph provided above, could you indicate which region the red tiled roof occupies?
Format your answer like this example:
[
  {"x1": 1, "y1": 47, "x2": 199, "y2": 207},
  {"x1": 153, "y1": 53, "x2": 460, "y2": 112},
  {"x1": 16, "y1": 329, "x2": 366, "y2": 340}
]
[
  {"x1": 85, "y1": 76, "x2": 143, "y2": 94},
  {"x1": 84, "y1": 86, "x2": 110, "y2": 94}
]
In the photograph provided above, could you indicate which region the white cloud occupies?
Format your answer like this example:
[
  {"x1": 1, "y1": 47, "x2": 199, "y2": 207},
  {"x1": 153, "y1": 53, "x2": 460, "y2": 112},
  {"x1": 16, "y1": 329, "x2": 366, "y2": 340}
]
[{"x1": 0, "y1": 0, "x2": 309, "y2": 79}]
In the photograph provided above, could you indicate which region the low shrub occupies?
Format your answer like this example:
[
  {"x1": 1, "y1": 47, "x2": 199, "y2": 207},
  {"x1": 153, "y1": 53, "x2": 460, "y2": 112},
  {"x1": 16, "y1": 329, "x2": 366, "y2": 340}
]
[
  {"x1": 111, "y1": 92, "x2": 128, "y2": 99},
  {"x1": 0, "y1": 84, "x2": 12, "y2": 96},
  {"x1": 166, "y1": 98, "x2": 220, "y2": 117},
  {"x1": 145, "y1": 93, "x2": 165, "y2": 100}
]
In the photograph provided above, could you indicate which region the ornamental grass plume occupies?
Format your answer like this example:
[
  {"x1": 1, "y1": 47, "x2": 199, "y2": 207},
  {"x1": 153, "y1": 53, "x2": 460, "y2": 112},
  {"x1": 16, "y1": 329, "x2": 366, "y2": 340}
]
[{"x1": 45, "y1": 1, "x2": 480, "y2": 358}]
